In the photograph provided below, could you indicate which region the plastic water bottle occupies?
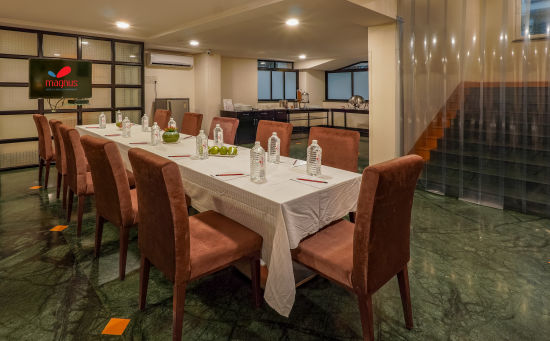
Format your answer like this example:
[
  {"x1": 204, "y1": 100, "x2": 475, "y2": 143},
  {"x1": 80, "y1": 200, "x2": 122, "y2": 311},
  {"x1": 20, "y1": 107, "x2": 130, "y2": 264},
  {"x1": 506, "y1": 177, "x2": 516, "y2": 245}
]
[
  {"x1": 122, "y1": 117, "x2": 131, "y2": 137},
  {"x1": 250, "y1": 141, "x2": 266, "y2": 183},
  {"x1": 267, "y1": 132, "x2": 280, "y2": 164},
  {"x1": 116, "y1": 110, "x2": 123, "y2": 126},
  {"x1": 151, "y1": 122, "x2": 160, "y2": 145},
  {"x1": 141, "y1": 113, "x2": 149, "y2": 132},
  {"x1": 213, "y1": 123, "x2": 224, "y2": 147},
  {"x1": 168, "y1": 117, "x2": 177, "y2": 130},
  {"x1": 196, "y1": 130, "x2": 208, "y2": 159},
  {"x1": 98, "y1": 112, "x2": 106, "y2": 129},
  {"x1": 306, "y1": 139, "x2": 322, "y2": 176}
]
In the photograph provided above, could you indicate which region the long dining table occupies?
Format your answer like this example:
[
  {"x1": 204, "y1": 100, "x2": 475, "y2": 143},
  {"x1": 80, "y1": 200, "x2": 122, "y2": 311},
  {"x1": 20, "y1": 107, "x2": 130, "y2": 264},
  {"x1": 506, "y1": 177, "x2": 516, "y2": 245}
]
[{"x1": 76, "y1": 123, "x2": 362, "y2": 316}]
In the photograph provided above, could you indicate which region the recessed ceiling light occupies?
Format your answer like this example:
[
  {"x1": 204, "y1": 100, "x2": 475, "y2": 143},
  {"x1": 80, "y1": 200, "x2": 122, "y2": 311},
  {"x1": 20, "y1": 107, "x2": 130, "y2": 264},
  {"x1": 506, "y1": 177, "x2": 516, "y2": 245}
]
[
  {"x1": 116, "y1": 21, "x2": 130, "y2": 29},
  {"x1": 129, "y1": 55, "x2": 136, "y2": 58},
  {"x1": 286, "y1": 18, "x2": 299, "y2": 26},
  {"x1": 299, "y1": 54, "x2": 306, "y2": 59},
  {"x1": 189, "y1": 40, "x2": 199, "y2": 46},
  {"x1": 82, "y1": 41, "x2": 88, "y2": 45},
  {"x1": 53, "y1": 53, "x2": 60, "y2": 57}
]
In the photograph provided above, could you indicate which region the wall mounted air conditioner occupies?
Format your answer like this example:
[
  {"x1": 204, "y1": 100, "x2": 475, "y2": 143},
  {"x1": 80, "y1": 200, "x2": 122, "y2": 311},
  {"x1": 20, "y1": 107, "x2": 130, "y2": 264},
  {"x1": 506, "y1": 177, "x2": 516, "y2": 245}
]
[{"x1": 147, "y1": 52, "x2": 194, "y2": 68}]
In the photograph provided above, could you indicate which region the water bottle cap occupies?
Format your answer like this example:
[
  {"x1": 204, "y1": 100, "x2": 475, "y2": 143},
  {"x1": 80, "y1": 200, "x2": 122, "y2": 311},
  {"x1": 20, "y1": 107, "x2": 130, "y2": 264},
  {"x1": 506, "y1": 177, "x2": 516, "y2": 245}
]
[
  {"x1": 216, "y1": 124, "x2": 220, "y2": 127},
  {"x1": 312, "y1": 139, "x2": 318, "y2": 144},
  {"x1": 272, "y1": 132, "x2": 277, "y2": 136},
  {"x1": 255, "y1": 141, "x2": 260, "y2": 145},
  {"x1": 200, "y1": 129, "x2": 204, "y2": 133}
]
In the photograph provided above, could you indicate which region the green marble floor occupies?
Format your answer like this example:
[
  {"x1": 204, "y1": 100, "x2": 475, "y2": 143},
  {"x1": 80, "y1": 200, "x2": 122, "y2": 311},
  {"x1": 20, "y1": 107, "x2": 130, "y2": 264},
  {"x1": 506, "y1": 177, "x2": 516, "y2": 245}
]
[{"x1": 1, "y1": 140, "x2": 549, "y2": 340}]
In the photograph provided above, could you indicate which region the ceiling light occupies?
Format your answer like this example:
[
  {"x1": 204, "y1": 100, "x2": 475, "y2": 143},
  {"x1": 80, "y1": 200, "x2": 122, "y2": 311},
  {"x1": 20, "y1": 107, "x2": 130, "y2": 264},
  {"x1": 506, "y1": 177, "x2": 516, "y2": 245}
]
[
  {"x1": 129, "y1": 55, "x2": 136, "y2": 58},
  {"x1": 299, "y1": 54, "x2": 306, "y2": 59},
  {"x1": 189, "y1": 40, "x2": 199, "y2": 46},
  {"x1": 286, "y1": 18, "x2": 299, "y2": 26},
  {"x1": 116, "y1": 21, "x2": 130, "y2": 29},
  {"x1": 53, "y1": 53, "x2": 60, "y2": 57},
  {"x1": 82, "y1": 41, "x2": 88, "y2": 45}
]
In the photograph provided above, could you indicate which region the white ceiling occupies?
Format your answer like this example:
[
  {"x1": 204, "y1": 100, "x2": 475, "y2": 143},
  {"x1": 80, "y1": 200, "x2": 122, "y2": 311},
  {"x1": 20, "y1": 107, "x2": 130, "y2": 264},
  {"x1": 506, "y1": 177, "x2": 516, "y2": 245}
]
[{"x1": 0, "y1": 0, "x2": 394, "y2": 70}]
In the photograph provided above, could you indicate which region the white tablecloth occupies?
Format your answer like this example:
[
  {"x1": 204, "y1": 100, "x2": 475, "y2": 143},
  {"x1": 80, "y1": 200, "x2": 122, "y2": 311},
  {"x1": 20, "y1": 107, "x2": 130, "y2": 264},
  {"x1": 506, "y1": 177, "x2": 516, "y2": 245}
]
[{"x1": 76, "y1": 124, "x2": 362, "y2": 316}]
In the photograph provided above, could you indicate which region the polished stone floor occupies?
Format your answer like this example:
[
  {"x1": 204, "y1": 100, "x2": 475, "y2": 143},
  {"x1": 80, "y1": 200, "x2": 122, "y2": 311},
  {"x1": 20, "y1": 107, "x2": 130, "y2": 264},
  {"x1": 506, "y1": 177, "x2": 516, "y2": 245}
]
[{"x1": 1, "y1": 141, "x2": 549, "y2": 340}]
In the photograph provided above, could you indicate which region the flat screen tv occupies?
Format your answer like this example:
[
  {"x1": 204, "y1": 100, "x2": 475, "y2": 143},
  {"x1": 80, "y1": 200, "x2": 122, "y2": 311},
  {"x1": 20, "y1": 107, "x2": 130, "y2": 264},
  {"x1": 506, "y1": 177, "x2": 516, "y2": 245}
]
[{"x1": 29, "y1": 58, "x2": 92, "y2": 99}]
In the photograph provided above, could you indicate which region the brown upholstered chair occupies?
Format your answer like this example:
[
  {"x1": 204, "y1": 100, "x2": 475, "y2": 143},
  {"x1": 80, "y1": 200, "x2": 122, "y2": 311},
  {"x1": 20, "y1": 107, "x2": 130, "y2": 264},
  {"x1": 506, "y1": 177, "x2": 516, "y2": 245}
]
[
  {"x1": 208, "y1": 117, "x2": 239, "y2": 145},
  {"x1": 153, "y1": 109, "x2": 172, "y2": 130},
  {"x1": 308, "y1": 127, "x2": 360, "y2": 173},
  {"x1": 291, "y1": 155, "x2": 424, "y2": 341},
  {"x1": 59, "y1": 125, "x2": 94, "y2": 236},
  {"x1": 32, "y1": 114, "x2": 56, "y2": 188},
  {"x1": 128, "y1": 148, "x2": 263, "y2": 341},
  {"x1": 180, "y1": 112, "x2": 203, "y2": 136},
  {"x1": 81, "y1": 136, "x2": 139, "y2": 280},
  {"x1": 49, "y1": 119, "x2": 67, "y2": 205},
  {"x1": 256, "y1": 120, "x2": 293, "y2": 157}
]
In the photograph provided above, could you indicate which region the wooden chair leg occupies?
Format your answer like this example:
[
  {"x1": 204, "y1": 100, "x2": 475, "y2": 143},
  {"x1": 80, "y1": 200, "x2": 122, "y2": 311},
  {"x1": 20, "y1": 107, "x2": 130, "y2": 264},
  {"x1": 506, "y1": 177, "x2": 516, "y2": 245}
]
[
  {"x1": 349, "y1": 211, "x2": 356, "y2": 223},
  {"x1": 62, "y1": 175, "x2": 68, "y2": 209},
  {"x1": 397, "y1": 265, "x2": 413, "y2": 330},
  {"x1": 250, "y1": 254, "x2": 262, "y2": 308},
  {"x1": 172, "y1": 282, "x2": 187, "y2": 341},
  {"x1": 356, "y1": 292, "x2": 374, "y2": 341},
  {"x1": 44, "y1": 160, "x2": 51, "y2": 189},
  {"x1": 77, "y1": 195, "x2": 85, "y2": 237},
  {"x1": 94, "y1": 215, "x2": 104, "y2": 258},
  {"x1": 139, "y1": 256, "x2": 151, "y2": 311},
  {"x1": 38, "y1": 158, "x2": 44, "y2": 185},
  {"x1": 119, "y1": 227, "x2": 130, "y2": 280},
  {"x1": 56, "y1": 172, "x2": 62, "y2": 198},
  {"x1": 66, "y1": 189, "x2": 74, "y2": 223}
]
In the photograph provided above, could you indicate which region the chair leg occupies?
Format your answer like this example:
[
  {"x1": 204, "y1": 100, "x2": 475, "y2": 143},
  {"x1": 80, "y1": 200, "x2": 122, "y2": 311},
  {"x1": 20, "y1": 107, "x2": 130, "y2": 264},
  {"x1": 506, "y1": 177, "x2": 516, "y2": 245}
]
[
  {"x1": 397, "y1": 265, "x2": 413, "y2": 330},
  {"x1": 172, "y1": 282, "x2": 187, "y2": 341},
  {"x1": 356, "y1": 292, "x2": 374, "y2": 341},
  {"x1": 56, "y1": 172, "x2": 62, "y2": 199},
  {"x1": 66, "y1": 189, "x2": 74, "y2": 223},
  {"x1": 250, "y1": 255, "x2": 262, "y2": 308},
  {"x1": 77, "y1": 195, "x2": 85, "y2": 237},
  {"x1": 62, "y1": 175, "x2": 68, "y2": 209},
  {"x1": 119, "y1": 227, "x2": 130, "y2": 280},
  {"x1": 38, "y1": 158, "x2": 44, "y2": 185},
  {"x1": 44, "y1": 160, "x2": 51, "y2": 189},
  {"x1": 349, "y1": 211, "x2": 356, "y2": 223},
  {"x1": 94, "y1": 215, "x2": 104, "y2": 258},
  {"x1": 139, "y1": 255, "x2": 151, "y2": 311}
]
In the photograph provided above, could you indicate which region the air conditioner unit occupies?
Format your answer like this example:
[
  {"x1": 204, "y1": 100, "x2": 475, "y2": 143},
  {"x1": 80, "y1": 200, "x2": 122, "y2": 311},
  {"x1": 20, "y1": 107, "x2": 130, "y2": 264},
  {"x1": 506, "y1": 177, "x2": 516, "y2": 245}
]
[{"x1": 147, "y1": 52, "x2": 194, "y2": 68}]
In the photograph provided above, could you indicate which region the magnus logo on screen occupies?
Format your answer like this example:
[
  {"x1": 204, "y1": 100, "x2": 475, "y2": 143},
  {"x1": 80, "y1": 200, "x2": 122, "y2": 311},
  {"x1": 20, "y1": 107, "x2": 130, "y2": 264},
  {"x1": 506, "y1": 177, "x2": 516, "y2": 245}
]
[{"x1": 45, "y1": 66, "x2": 78, "y2": 88}]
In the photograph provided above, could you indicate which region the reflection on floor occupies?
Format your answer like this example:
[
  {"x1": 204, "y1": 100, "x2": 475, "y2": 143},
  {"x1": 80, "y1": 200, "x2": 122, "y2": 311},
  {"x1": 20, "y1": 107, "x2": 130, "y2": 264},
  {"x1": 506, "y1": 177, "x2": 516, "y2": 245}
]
[{"x1": 0, "y1": 139, "x2": 549, "y2": 340}]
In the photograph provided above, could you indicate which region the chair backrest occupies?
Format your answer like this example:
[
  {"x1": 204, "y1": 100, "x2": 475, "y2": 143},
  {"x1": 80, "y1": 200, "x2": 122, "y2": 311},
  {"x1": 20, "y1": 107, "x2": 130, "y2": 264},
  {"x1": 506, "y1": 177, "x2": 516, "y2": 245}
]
[
  {"x1": 351, "y1": 155, "x2": 424, "y2": 294},
  {"x1": 33, "y1": 114, "x2": 54, "y2": 160},
  {"x1": 180, "y1": 112, "x2": 203, "y2": 136},
  {"x1": 59, "y1": 125, "x2": 89, "y2": 194},
  {"x1": 208, "y1": 117, "x2": 239, "y2": 145},
  {"x1": 49, "y1": 119, "x2": 65, "y2": 174},
  {"x1": 256, "y1": 120, "x2": 293, "y2": 157},
  {"x1": 81, "y1": 135, "x2": 134, "y2": 227},
  {"x1": 128, "y1": 148, "x2": 190, "y2": 284},
  {"x1": 308, "y1": 127, "x2": 360, "y2": 172},
  {"x1": 153, "y1": 109, "x2": 172, "y2": 130}
]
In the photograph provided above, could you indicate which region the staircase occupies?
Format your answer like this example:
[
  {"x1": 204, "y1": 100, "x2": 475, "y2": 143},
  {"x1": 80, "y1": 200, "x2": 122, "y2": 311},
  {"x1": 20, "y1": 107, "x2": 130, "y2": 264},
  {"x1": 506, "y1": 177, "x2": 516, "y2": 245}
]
[{"x1": 413, "y1": 82, "x2": 550, "y2": 217}]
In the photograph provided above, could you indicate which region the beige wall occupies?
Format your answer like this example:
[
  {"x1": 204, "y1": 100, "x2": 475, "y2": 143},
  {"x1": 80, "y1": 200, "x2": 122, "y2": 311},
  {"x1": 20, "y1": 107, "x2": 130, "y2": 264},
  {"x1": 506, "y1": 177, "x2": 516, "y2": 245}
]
[
  {"x1": 194, "y1": 52, "x2": 222, "y2": 131},
  {"x1": 144, "y1": 65, "x2": 195, "y2": 119},
  {"x1": 221, "y1": 56, "x2": 257, "y2": 106}
]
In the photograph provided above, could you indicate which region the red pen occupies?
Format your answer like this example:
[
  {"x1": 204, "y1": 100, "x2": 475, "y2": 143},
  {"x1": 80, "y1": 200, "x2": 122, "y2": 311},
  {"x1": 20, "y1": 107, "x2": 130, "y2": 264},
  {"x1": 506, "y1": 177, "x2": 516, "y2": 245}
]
[
  {"x1": 105, "y1": 134, "x2": 121, "y2": 136},
  {"x1": 216, "y1": 173, "x2": 245, "y2": 176},
  {"x1": 86, "y1": 126, "x2": 99, "y2": 128},
  {"x1": 168, "y1": 155, "x2": 191, "y2": 158},
  {"x1": 297, "y1": 178, "x2": 328, "y2": 184},
  {"x1": 129, "y1": 142, "x2": 148, "y2": 144},
  {"x1": 182, "y1": 136, "x2": 193, "y2": 140}
]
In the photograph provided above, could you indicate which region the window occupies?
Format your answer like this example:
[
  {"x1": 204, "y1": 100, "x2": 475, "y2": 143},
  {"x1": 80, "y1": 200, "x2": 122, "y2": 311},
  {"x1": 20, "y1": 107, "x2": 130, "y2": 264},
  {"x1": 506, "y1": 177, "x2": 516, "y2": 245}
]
[
  {"x1": 520, "y1": 0, "x2": 550, "y2": 37},
  {"x1": 258, "y1": 60, "x2": 298, "y2": 101},
  {"x1": 325, "y1": 61, "x2": 369, "y2": 101}
]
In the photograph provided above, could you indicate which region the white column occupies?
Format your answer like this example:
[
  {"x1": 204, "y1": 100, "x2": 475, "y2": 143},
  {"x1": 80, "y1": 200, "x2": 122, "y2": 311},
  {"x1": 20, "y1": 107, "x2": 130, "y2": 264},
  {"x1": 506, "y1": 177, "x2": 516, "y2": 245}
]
[
  {"x1": 368, "y1": 23, "x2": 401, "y2": 165},
  {"x1": 194, "y1": 53, "x2": 222, "y2": 131}
]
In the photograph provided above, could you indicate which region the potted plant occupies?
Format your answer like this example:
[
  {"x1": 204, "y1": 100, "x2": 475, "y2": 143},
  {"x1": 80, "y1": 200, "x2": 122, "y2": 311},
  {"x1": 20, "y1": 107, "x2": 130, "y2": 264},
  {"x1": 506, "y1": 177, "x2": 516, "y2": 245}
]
[{"x1": 162, "y1": 127, "x2": 179, "y2": 143}]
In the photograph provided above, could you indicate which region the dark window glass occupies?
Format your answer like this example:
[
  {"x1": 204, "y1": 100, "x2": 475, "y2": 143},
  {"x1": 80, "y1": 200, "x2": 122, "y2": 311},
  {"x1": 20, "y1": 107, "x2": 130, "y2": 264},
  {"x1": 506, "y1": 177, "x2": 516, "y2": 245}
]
[{"x1": 521, "y1": 0, "x2": 550, "y2": 36}]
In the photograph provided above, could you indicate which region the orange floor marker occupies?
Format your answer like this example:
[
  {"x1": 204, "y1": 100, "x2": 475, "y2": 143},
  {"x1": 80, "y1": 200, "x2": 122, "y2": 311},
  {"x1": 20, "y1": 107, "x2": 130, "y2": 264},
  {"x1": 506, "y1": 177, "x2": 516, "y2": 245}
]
[
  {"x1": 102, "y1": 318, "x2": 130, "y2": 335},
  {"x1": 29, "y1": 186, "x2": 41, "y2": 189},
  {"x1": 50, "y1": 225, "x2": 68, "y2": 232}
]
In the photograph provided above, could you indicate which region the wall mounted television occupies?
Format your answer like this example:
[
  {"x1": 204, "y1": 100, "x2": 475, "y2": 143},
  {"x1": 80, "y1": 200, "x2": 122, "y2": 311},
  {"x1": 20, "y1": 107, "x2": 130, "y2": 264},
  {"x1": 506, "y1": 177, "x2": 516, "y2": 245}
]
[{"x1": 29, "y1": 58, "x2": 92, "y2": 99}]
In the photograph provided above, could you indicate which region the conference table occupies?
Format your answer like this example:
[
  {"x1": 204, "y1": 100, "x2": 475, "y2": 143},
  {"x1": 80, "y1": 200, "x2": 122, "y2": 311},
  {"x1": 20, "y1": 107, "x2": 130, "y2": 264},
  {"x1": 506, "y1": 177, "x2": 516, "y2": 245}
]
[{"x1": 76, "y1": 123, "x2": 362, "y2": 316}]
